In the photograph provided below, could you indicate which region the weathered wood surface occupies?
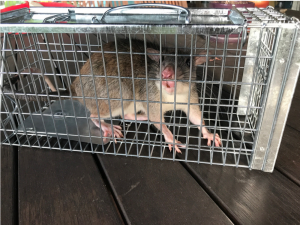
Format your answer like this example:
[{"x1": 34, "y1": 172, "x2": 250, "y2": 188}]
[
  {"x1": 276, "y1": 76, "x2": 300, "y2": 185},
  {"x1": 286, "y1": 87, "x2": 300, "y2": 132},
  {"x1": 294, "y1": 77, "x2": 300, "y2": 99},
  {"x1": 276, "y1": 126, "x2": 300, "y2": 186},
  {"x1": 1, "y1": 145, "x2": 17, "y2": 225},
  {"x1": 98, "y1": 154, "x2": 233, "y2": 225},
  {"x1": 18, "y1": 147, "x2": 123, "y2": 225},
  {"x1": 1, "y1": 36, "x2": 18, "y2": 225},
  {"x1": 2, "y1": 13, "x2": 300, "y2": 224},
  {"x1": 181, "y1": 160, "x2": 300, "y2": 225}
]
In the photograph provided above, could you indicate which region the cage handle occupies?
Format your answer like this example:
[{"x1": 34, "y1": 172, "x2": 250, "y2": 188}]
[
  {"x1": 242, "y1": 25, "x2": 247, "y2": 46},
  {"x1": 100, "y1": 3, "x2": 191, "y2": 24}
]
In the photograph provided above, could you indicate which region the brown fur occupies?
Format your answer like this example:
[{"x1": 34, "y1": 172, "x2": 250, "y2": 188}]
[{"x1": 71, "y1": 39, "x2": 203, "y2": 120}]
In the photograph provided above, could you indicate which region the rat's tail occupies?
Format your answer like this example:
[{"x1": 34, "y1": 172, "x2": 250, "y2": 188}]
[{"x1": 1, "y1": 73, "x2": 72, "y2": 102}]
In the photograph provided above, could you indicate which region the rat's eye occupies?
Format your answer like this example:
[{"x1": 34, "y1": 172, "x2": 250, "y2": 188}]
[{"x1": 186, "y1": 58, "x2": 190, "y2": 67}]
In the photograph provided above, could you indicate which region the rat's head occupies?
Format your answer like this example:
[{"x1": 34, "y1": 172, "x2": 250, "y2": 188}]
[{"x1": 147, "y1": 48, "x2": 209, "y2": 95}]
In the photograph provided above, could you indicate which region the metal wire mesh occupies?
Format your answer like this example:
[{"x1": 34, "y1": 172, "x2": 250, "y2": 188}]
[{"x1": 1, "y1": 6, "x2": 299, "y2": 169}]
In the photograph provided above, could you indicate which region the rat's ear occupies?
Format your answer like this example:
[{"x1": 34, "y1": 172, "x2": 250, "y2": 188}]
[
  {"x1": 194, "y1": 56, "x2": 208, "y2": 66},
  {"x1": 147, "y1": 48, "x2": 160, "y2": 62},
  {"x1": 194, "y1": 51, "x2": 221, "y2": 66},
  {"x1": 194, "y1": 50, "x2": 210, "y2": 65}
]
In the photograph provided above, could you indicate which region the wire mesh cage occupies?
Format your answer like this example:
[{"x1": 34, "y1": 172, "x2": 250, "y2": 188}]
[{"x1": 1, "y1": 4, "x2": 299, "y2": 172}]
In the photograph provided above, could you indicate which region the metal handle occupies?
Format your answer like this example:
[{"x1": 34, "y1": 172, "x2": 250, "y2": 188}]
[
  {"x1": 230, "y1": 6, "x2": 248, "y2": 46},
  {"x1": 100, "y1": 3, "x2": 191, "y2": 24},
  {"x1": 43, "y1": 14, "x2": 70, "y2": 23},
  {"x1": 242, "y1": 25, "x2": 247, "y2": 46}
]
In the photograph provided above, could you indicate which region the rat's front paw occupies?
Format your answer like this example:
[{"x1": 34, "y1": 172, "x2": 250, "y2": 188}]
[{"x1": 203, "y1": 132, "x2": 222, "y2": 147}]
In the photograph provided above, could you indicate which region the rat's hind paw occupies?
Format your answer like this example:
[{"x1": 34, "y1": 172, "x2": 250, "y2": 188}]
[
  {"x1": 102, "y1": 123, "x2": 123, "y2": 143},
  {"x1": 167, "y1": 139, "x2": 186, "y2": 154},
  {"x1": 203, "y1": 132, "x2": 222, "y2": 147},
  {"x1": 91, "y1": 117, "x2": 123, "y2": 143}
]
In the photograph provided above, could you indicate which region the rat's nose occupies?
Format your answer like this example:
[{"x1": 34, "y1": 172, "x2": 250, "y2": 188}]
[{"x1": 162, "y1": 65, "x2": 174, "y2": 79}]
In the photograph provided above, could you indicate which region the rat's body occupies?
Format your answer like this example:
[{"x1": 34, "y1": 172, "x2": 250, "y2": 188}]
[
  {"x1": 3, "y1": 39, "x2": 221, "y2": 152},
  {"x1": 71, "y1": 39, "x2": 221, "y2": 152}
]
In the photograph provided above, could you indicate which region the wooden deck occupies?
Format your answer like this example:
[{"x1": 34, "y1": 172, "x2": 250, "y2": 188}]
[
  {"x1": 1, "y1": 74, "x2": 300, "y2": 225},
  {"x1": 2, "y1": 9, "x2": 300, "y2": 225}
]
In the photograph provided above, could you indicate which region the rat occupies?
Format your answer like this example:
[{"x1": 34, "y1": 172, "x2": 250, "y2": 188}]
[{"x1": 2, "y1": 39, "x2": 222, "y2": 153}]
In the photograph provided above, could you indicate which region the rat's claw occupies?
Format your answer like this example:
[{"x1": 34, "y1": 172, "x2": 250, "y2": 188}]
[
  {"x1": 99, "y1": 122, "x2": 124, "y2": 143},
  {"x1": 203, "y1": 132, "x2": 222, "y2": 147},
  {"x1": 167, "y1": 140, "x2": 185, "y2": 154},
  {"x1": 209, "y1": 57, "x2": 222, "y2": 62},
  {"x1": 113, "y1": 125, "x2": 122, "y2": 130},
  {"x1": 168, "y1": 144, "x2": 182, "y2": 154},
  {"x1": 111, "y1": 127, "x2": 123, "y2": 143},
  {"x1": 113, "y1": 128, "x2": 123, "y2": 138}
]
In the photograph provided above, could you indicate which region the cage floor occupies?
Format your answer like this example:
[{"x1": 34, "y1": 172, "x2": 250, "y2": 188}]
[{"x1": 2, "y1": 101, "x2": 253, "y2": 167}]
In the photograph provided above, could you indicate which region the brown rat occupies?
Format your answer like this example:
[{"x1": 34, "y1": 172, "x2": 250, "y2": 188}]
[
  {"x1": 3, "y1": 39, "x2": 222, "y2": 152},
  {"x1": 71, "y1": 39, "x2": 221, "y2": 152}
]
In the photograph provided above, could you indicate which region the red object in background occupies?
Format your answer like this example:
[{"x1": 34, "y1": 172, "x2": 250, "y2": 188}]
[
  {"x1": 38, "y1": 2, "x2": 75, "y2": 7},
  {"x1": 0, "y1": 1, "x2": 75, "y2": 34},
  {"x1": 209, "y1": 1, "x2": 255, "y2": 9},
  {"x1": 252, "y1": 1, "x2": 269, "y2": 8},
  {"x1": 0, "y1": 1, "x2": 75, "y2": 14},
  {"x1": 0, "y1": 2, "x2": 30, "y2": 34},
  {"x1": 0, "y1": 2, "x2": 29, "y2": 13}
]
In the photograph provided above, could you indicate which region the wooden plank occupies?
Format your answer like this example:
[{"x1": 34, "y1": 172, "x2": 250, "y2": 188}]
[
  {"x1": 98, "y1": 154, "x2": 233, "y2": 225},
  {"x1": 1, "y1": 36, "x2": 18, "y2": 225},
  {"x1": 286, "y1": 75, "x2": 300, "y2": 131},
  {"x1": 180, "y1": 157, "x2": 300, "y2": 225},
  {"x1": 295, "y1": 78, "x2": 300, "y2": 99},
  {"x1": 286, "y1": 95, "x2": 300, "y2": 131},
  {"x1": 285, "y1": 10, "x2": 300, "y2": 20},
  {"x1": 1, "y1": 145, "x2": 17, "y2": 225},
  {"x1": 275, "y1": 126, "x2": 300, "y2": 186},
  {"x1": 18, "y1": 147, "x2": 123, "y2": 225}
]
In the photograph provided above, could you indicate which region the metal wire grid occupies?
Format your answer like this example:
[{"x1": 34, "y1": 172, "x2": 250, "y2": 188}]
[
  {"x1": 0, "y1": 6, "x2": 296, "y2": 168},
  {"x1": 0, "y1": 29, "x2": 268, "y2": 167},
  {"x1": 239, "y1": 7, "x2": 293, "y2": 24}
]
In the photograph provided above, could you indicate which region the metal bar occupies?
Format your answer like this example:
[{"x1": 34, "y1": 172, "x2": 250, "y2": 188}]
[
  {"x1": 43, "y1": 33, "x2": 71, "y2": 150},
  {"x1": 31, "y1": 33, "x2": 55, "y2": 149},
  {"x1": 57, "y1": 33, "x2": 83, "y2": 151},
  {"x1": 211, "y1": 34, "x2": 228, "y2": 164},
  {"x1": 251, "y1": 26, "x2": 297, "y2": 171},
  {"x1": 143, "y1": 34, "x2": 151, "y2": 158},
  {"x1": 184, "y1": 34, "x2": 194, "y2": 162},
  {"x1": 99, "y1": 34, "x2": 118, "y2": 148},
  {"x1": 224, "y1": 25, "x2": 245, "y2": 166},
  {"x1": 0, "y1": 33, "x2": 7, "y2": 144},
  {"x1": 172, "y1": 34, "x2": 178, "y2": 160},
  {"x1": 0, "y1": 24, "x2": 244, "y2": 35},
  {"x1": 128, "y1": 34, "x2": 139, "y2": 156},
  {"x1": 159, "y1": 34, "x2": 163, "y2": 159},
  {"x1": 237, "y1": 21, "x2": 261, "y2": 115},
  {"x1": 263, "y1": 28, "x2": 300, "y2": 172},
  {"x1": 114, "y1": 34, "x2": 128, "y2": 155}
]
